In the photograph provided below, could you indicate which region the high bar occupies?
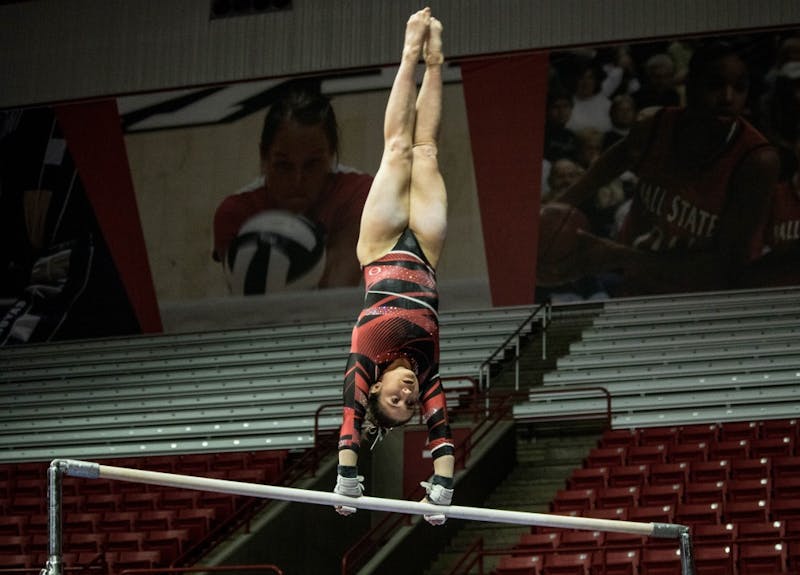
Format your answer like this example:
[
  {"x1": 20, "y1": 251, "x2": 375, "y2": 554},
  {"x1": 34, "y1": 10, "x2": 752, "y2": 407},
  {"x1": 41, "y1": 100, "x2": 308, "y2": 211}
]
[{"x1": 54, "y1": 459, "x2": 687, "y2": 539}]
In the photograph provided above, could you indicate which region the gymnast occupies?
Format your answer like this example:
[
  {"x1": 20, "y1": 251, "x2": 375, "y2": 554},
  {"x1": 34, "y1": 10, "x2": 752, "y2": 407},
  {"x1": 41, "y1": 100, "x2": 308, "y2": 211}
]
[{"x1": 334, "y1": 7, "x2": 455, "y2": 526}]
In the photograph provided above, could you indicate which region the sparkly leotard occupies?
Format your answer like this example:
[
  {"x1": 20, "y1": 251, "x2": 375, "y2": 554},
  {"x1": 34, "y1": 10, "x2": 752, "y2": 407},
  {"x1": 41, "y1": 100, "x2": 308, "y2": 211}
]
[{"x1": 338, "y1": 229, "x2": 454, "y2": 459}]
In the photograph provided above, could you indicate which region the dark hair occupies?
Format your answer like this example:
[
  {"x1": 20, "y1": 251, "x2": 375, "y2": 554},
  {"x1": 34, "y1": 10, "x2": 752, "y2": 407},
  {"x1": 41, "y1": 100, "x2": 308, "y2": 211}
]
[
  {"x1": 685, "y1": 41, "x2": 746, "y2": 107},
  {"x1": 260, "y1": 80, "x2": 339, "y2": 158}
]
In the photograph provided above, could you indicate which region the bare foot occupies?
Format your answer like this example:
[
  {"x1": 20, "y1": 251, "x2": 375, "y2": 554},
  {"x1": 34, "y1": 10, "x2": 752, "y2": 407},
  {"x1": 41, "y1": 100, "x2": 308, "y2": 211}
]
[
  {"x1": 403, "y1": 7, "x2": 431, "y2": 62},
  {"x1": 424, "y1": 17, "x2": 444, "y2": 66}
]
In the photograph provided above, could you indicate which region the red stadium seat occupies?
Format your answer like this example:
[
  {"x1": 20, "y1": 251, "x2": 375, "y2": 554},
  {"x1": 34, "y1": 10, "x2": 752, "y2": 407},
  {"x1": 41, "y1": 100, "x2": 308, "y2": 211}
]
[
  {"x1": 542, "y1": 551, "x2": 592, "y2": 575},
  {"x1": 708, "y1": 440, "x2": 750, "y2": 461},
  {"x1": 689, "y1": 460, "x2": 729, "y2": 484},
  {"x1": 591, "y1": 549, "x2": 639, "y2": 575},
  {"x1": 559, "y1": 530, "x2": 604, "y2": 551},
  {"x1": 134, "y1": 509, "x2": 177, "y2": 532},
  {"x1": 691, "y1": 523, "x2": 736, "y2": 545},
  {"x1": 727, "y1": 478, "x2": 770, "y2": 502},
  {"x1": 637, "y1": 427, "x2": 678, "y2": 447},
  {"x1": 674, "y1": 502, "x2": 721, "y2": 526},
  {"x1": 598, "y1": 429, "x2": 638, "y2": 449},
  {"x1": 140, "y1": 528, "x2": 192, "y2": 560},
  {"x1": 737, "y1": 542, "x2": 787, "y2": 574},
  {"x1": 603, "y1": 531, "x2": 645, "y2": 549},
  {"x1": 737, "y1": 520, "x2": 784, "y2": 542},
  {"x1": 551, "y1": 489, "x2": 596, "y2": 513},
  {"x1": 640, "y1": 547, "x2": 681, "y2": 575},
  {"x1": 649, "y1": 462, "x2": 689, "y2": 486},
  {"x1": 97, "y1": 511, "x2": 139, "y2": 532},
  {"x1": 724, "y1": 499, "x2": 769, "y2": 523},
  {"x1": 63, "y1": 512, "x2": 102, "y2": 533},
  {"x1": 121, "y1": 491, "x2": 162, "y2": 511},
  {"x1": 585, "y1": 447, "x2": 626, "y2": 469},
  {"x1": 719, "y1": 421, "x2": 759, "y2": 442},
  {"x1": 173, "y1": 507, "x2": 217, "y2": 539},
  {"x1": 771, "y1": 498, "x2": 800, "y2": 522},
  {"x1": 83, "y1": 493, "x2": 122, "y2": 513},
  {"x1": 667, "y1": 441, "x2": 709, "y2": 464},
  {"x1": 516, "y1": 532, "x2": 561, "y2": 553},
  {"x1": 684, "y1": 481, "x2": 725, "y2": 504},
  {"x1": 65, "y1": 533, "x2": 107, "y2": 554},
  {"x1": 581, "y1": 507, "x2": 628, "y2": 521},
  {"x1": 729, "y1": 457, "x2": 770, "y2": 480},
  {"x1": 105, "y1": 531, "x2": 145, "y2": 552},
  {"x1": 627, "y1": 505, "x2": 674, "y2": 524},
  {"x1": 626, "y1": 445, "x2": 667, "y2": 465},
  {"x1": 596, "y1": 486, "x2": 639, "y2": 509},
  {"x1": 567, "y1": 467, "x2": 609, "y2": 491},
  {"x1": 607, "y1": 465, "x2": 649, "y2": 488},
  {"x1": 111, "y1": 550, "x2": 163, "y2": 572},
  {"x1": 751, "y1": 436, "x2": 795, "y2": 459},
  {"x1": 496, "y1": 554, "x2": 543, "y2": 575},
  {"x1": 693, "y1": 544, "x2": 735, "y2": 575},
  {"x1": 160, "y1": 489, "x2": 200, "y2": 510},
  {"x1": 772, "y1": 455, "x2": 800, "y2": 479},
  {"x1": 773, "y1": 476, "x2": 800, "y2": 499},
  {"x1": 0, "y1": 536, "x2": 26, "y2": 555},
  {"x1": 678, "y1": 423, "x2": 719, "y2": 444},
  {"x1": 639, "y1": 483, "x2": 682, "y2": 508},
  {"x1": 761, "y1": 419, "x2": 799, "y2": 440},
  {"x1": 0, "y1": 515, "x2": 26, "y2": 536}
]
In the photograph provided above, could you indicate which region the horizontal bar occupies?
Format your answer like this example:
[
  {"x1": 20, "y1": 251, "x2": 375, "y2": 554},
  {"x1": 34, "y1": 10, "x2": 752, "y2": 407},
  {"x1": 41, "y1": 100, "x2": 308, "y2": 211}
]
[{"x1": 56, "y1": 459, "x2": 687, "y2": 538}]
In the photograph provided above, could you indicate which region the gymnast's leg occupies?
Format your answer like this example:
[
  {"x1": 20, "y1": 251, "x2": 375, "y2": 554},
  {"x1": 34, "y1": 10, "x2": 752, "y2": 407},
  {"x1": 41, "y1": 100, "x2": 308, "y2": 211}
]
[
  {"x1": 409, "y1": 16, "x2": 447, "y2": 269},
  {"x1": 356, "y1": 8, "x2": 430, "y2": 266}
]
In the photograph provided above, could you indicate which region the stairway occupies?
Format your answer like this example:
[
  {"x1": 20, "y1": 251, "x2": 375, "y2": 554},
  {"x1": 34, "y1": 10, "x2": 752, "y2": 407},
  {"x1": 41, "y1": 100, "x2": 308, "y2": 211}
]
[{"x1": 421, "y1": 302, "x2": 605, "y2": 575}]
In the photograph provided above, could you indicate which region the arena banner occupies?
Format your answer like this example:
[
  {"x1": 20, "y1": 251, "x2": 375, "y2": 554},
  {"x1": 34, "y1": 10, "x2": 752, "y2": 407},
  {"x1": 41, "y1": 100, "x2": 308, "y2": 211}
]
[{"x1": 2, "y1": 27, "x2": 798, "y2": 344}]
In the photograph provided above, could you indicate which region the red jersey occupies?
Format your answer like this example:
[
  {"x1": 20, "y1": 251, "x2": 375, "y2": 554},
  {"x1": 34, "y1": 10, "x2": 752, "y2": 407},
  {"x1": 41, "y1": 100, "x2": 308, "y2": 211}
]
[
  {"x1": 338, "y1": 230, "x2": 454, "y2": 460},
  {"x1": 618, "y1": 107, "x2": 771, "y2": 260},
  {"x1": 212, "y1": 170, "x2": 372, "y2": 262}
]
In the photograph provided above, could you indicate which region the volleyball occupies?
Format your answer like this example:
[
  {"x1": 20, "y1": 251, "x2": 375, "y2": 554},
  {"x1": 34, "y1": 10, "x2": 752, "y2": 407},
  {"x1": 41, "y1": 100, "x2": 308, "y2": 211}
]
[{"x1": 224, "y1": 210, "x2": 327, "y2": 295}]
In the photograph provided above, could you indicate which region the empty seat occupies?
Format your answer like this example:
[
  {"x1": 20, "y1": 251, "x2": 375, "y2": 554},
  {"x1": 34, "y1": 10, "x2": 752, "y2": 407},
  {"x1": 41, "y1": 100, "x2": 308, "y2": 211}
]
[
  {"x1": 724, "y1": 499, "x2": 769, "y2": 523},
  {"x1": 496, "y1": 554, "x2": 542, "y2": 575},
  {"x1": 65, "y1": 533, "x2": 107, "y2": 554},
  {"x1": 559, "y1": 530, "x2": 603, "y2": 551},
  {"x1": 627, "y1": 505, "x2": 674, "y2": 524},
  {"x1": 173, "y1": 508, "x2": 217, "y2": 539},
  {"x1": 160, "y1": 490, "x2": 200, "y2": 510},
  {"x1": 684, "y1": 481, "x2": 726, "y2": 504},
  {"x1": 689, "y1": 460, "x2": 729, "y2": 484},
  {"x1": 761, "y1": 419, "x2": 799, "y2": 439},
  {"x1": 674, "y1": 502, "x2": 721, "y2": 526},
  {"x1": 773, "y1": 476, "x2": 800, "y2": 499},
  {"x1": 771, "y1": 498, "x2": 800, "y2": 522},
  {"x1": 63, "y1": 512, "x2": 102, "y2": 533},
  {"x1": 596, "y1": 487, "x2": 639, "y2": 509},
  {"x1": 737, "y1": 520, "x2": 784, "y2": 542},
  {"x1": 585, "y1": 448, "x2": 626, "y2": 469},
  {"x1": 640, "y1": 547, "x2": 682, "y2": 574},
  {"x1": 730, "y1": 457, "x2": 770, "y2": 480},
  {"x1": 603, "y1": 531, "x2": 645, "y2": 548},
  {"x1": 110, "y1": 550, "x2": 163, "y2": 572},
  {"x1": 708, "y1": 440, "x2": 750, "y2": 461},
  {"x1": 551, "y1": 490, "x2": 595, "y2": 513},
  {"x1": 772, "y1": 455, "x2": 800, "y2": 479},
  {"x1": 591, "y1": 549, "x2": 639, "y2": 575},
  {"x1": 751, "y1": 436, "x2": 795, "y2": 459},
  {"x1": 678, "y1": 423, "x2": 719, "y2": 444},
  {"x1": 598, "y1": 429, "x2": 638, "y2": 449},
  {"x1": 516, "y1": 532, "x2": 561, "y2": 552},
  {"x1": 0, "y1": 536, "x2": 27, "y2": 555},
  {"x1": 542, "y1": 551, "x2": 592, "y2": 575},
  {"x1": 607, "y1": 465, "x2": 649, "y2": 488},
  {"x1": 0, "y1": 516, "x2": 26, "y2": 536},
  {"x1": 639, "y1": 483, "x2": 682, "y2": 508},
  {"x1": 83, "y1": 493, "x2": 122, "y2": 513},
  {"x1": 627, "y1": 445, "x2": 667, "y2": 465},
  {"x1": 649, "y1": 462, "x2": 689, "y2": 485},
  {"x1": 96, "y1": 511, "x2": 138, "y2": 532},
  {"x1": 693, "y1": 544, "x2": 735, "y2": 575},
  {"x1": 140, "y1": 528, "x2": 192, "y2": 560},
  {"x1": 719, "y1": 421, "x2": 759, "y2": 441},
  {"x1": 567, "y1": 468, "x2": 608, "y2": 491},
  {"x1": 106, "y1": 531, "x2": 145, "y2": 552},
  {"x1": 727, "y1": 478, "x2": 770, "y2": 502},
  {"x1": 638, "y1": 427, "x2": 678, "y2": 447},
  {"x1": 134, "y1": 510, "x2": 178, "y2": 532},
  {"x1": 121, "y1": 492, "x2": 162, "y2": 511},
  {"x1": 667, "y1": 442, "x2": 708, "y2": 464},
  {"x1": 737, "y1": 542, "x2": 787, "y2": 574},
  {"x1": 691, "y1": 523, "x2": 736, "y2": 545}
]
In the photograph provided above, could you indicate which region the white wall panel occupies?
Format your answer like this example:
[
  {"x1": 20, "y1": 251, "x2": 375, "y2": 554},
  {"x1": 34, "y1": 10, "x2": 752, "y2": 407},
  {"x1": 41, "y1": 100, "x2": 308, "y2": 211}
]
[{"x1": 1, "y1": 0, "x2": 799, "y2": 107}]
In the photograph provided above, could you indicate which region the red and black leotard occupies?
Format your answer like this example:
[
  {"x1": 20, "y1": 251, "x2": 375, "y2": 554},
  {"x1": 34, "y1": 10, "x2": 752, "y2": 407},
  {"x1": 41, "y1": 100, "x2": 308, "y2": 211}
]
[{"x1": 338, "y1": 229, "x2": 454, "y2": 460}]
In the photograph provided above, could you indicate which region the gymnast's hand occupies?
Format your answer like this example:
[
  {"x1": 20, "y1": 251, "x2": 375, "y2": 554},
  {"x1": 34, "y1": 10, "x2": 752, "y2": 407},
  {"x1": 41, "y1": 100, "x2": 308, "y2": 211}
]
[
  {"x1": 420, "y1": 475, "x2": 454, "y2": 526},
  {"x1": 334, "y1": 465, "x2": 364, "y2": 516}
]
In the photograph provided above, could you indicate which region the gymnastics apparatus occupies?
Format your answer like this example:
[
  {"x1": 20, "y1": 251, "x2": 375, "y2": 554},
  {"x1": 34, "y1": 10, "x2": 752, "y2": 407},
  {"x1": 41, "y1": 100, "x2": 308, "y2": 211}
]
[{"x1": 37, "y1": 459, "x2": 697, "y2": 574}]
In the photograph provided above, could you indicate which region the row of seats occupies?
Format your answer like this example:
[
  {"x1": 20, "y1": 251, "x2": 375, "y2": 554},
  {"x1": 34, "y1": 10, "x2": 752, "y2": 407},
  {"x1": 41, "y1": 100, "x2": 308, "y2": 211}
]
[
  {"x1": 0, "y1": 450, "x2": 287, "y2": 570},
  {"x1": 598, "y1": 420, "x2": 799, "y2": 447},
  {"x1": 496, "y1": 541, "x2": 800, "y2": 575}
]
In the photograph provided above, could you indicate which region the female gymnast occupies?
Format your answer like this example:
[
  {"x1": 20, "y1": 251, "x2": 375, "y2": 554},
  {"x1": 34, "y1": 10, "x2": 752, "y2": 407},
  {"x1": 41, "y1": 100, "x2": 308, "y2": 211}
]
[{"x1": 334, "y1": 8, "x2": 455, "y2": 526}]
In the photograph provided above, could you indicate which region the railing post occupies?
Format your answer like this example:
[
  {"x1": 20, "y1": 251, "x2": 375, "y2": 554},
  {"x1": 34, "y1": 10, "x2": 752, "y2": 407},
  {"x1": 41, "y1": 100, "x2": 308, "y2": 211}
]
[{"x1": 41, "y1": 462, "x2": 64, "y2": 575}]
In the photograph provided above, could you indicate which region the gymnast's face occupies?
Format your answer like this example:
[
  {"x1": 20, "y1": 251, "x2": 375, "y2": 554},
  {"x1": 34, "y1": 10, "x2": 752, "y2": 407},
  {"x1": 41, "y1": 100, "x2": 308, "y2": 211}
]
[
  {"x1": 261, "y1": 119, "x2": 335, "y2": 214},
  {"x1": 370, "y1": 365, "x2": 420, "y2": 424}
]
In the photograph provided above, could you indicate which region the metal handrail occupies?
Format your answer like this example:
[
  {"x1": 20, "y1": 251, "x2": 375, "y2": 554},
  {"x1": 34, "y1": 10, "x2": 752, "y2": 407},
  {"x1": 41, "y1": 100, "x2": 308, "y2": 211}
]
[{"x1": 478, "y1": 303, "x2": 548, "y2": 393}]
